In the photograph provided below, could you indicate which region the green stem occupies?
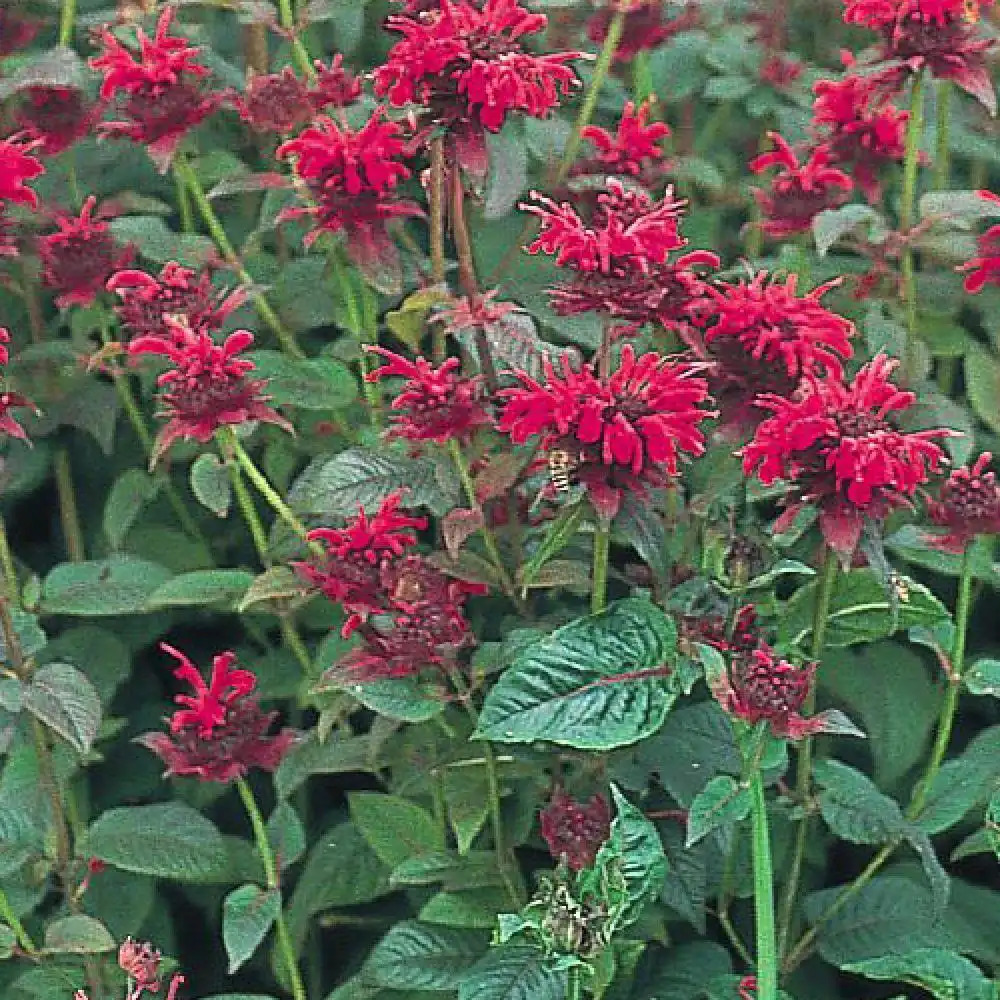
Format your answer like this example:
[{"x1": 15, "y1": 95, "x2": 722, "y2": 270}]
[
  {"x1": 276, "y1": 0, "x2": 315, "y2": 79},
  {"x1": 933, "y1": 80, "x2": 951, "y2": 190},
  {"x1": 173, "y1": 155, "x2": 303, "y2": 358},
  {"x1": 227, "y1": 453, "x2": 272, "y2": 561},
  {"x1": 750, "y1": 772, "x2": 778, "y2": 1000},
  {"x1": 0, "y1": 888, "x2": 35, "y2": 955},
  {"x1": 900, "y1": 71, "x2": 925, "y2": 380},
  {"x1": 591, "y1": 526, "x2": 610, "y2": 614},
  {"x1": 331, "y1": 251, "x2": 381, "y2": 424},
  {"x1": 57, "y1": 0, "x2": 76, "y2": 47},
  {"x1": 0, "y1": 519, "x2": 17, "y2": 601},
  {"x1": 429, "y1": 136, "x2": 448, "y2": 363},
  {"x1": 175, "y1": 169, "x2": 194, "y2": 233},
  {"x1": 567, "y1": 965, "x2": 582, "y2": 1000},
  {"x1": 53, "y1": 448, "x2": 85, "y2": 562},
  {"x1": 235, "y1": 778, "x2": 307, "y2": 1000},
  {"x1": 632, "y1": 50, "x2": 654, "y2": 105},
  {"x1": 557, "y1": 11, "x2": 626, "y2": 182}
]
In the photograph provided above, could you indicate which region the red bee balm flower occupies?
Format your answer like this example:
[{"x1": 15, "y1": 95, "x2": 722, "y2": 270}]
[
  {"x1": 0, "y1": 135, "x2": 44, "y2": 209},
  {"x1": 743, "y1": 353, "x2": 953, "y2": 556},
  {"x1": 139, "y1": 643, "x2": 294, "y2": 783},
  {"x1": 926, "y1": 452, "x2": 1000, "y2": 552},
  {"x1": 365, "y1": 347, "x2": 489, "y2": 444},
  {"x1": 89, "y1": 7, "x2": 222, "y2": 171},
  {"x1": 539, "y1": 789, "x2": 612, "y2": 871},
  {"x1": 750, "y1": 133, "x2": 853, "y2": 239},
  {"x1": 38, "y1": 197, "x2": 133, "y2": 309},
  {"x1": 586, "y1": 0, "x2": 701, "y2": 63},
  {"x1": 959, "y1": 214, "x2": 1000, "y2": 293},
  {"x1": 16, "y1": 86, "x2": 102, "y2": 157},
  {"x1": 579, "y1": 101, "x2": 670, "y2": 179},
  {"x1": 499, "y1": 345, "x2": 714, "y2": 520},
  {"x1": 128, "y1": 318, "x2": 292, "y2": 466}
]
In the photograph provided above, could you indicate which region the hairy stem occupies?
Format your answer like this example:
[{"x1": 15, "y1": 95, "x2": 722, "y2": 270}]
[
  {"x1": 900, "y1": 70, "x2": 925, "y2": 380},
  {"x1": 429, "y1": 137, "x2": 448, "y2": 362},
  {"x1": 331, "y1": 251, "x2": 381, "y2": 424},
  {"x1": 53, "y1": 448, "x2": 85, "y2": 562},
  {"x1": 933, "y1": 80, "x2": 951, "y2": 191},
  {"x1": 750, "y1": 772, "x2": 778, "y2": 1000},
  {"x1": 591, "y1": 527, "x2": 610, "y2": 614},
  {"x1": 58, "y1": 0, "x2": 76, "y2": 47},
  {"x1": 276, "y1": 0, "x2": 315, "y2": 79}
]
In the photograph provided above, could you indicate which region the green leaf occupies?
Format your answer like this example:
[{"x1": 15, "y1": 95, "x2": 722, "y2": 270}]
[
  {"x1": 349, "y1": 792, "x2": 445, "y2": 868},
  {"x1": 248, "y1": 350, "x2": 357, "y2": 410},
  {"x1": 267, "y1": 801, "x2": 306, "y2": 870},
  {"x1": 390, "y1": 852, "x2": 505, "y2": 892},
  {"x1": 420, "y1": 888, "x2": 512, "y2": 930},
  {"x1": 517, "y1": 502, "x2": 586, "y2": 590},
  {"x1": 617, "y1": 493, "x2": 672, "y2": 581},
  {"x1": 145, "y1": 569, "x2": 255, "y2": 610},
  {"x1": 239, "y1": 566, "x2": 309, "y2": 613},
  {"x1": 110, "y1": 215, "x2": 215, "y2": 268},
  {"x1": 987, "y1": 788, "x2": 1000, "y2": 862},
  {"x1": 920, "y1": 189, "x2": 1000, "y2": 223},
  {"x1": 190, "y1": 453, "x2": 232, "y2": 518},
  {"x1": 684, "y1": 775, "x2": 751, "y2": 847},
  {"x1": 329, "y1": 676, "x2": 445, "y2": 722},
  {"x1": 364, "y1": 921, "x2": 489, "y2": 991},
  {"x1": 84, "y1": 802, "x2": 228, "y2": 881},
  {"x1": 475, "y1": 597, "x2": 678, "y2": 750},
  {"x1": 965, "y1": 344, "x2": 1000, "y2": 435},
  {"x1": 813, "y1": 204, "x2": 885, "y2": 257},
  {"x1": 0, "y1": 609, "x2": 46, "y2": 661},
  {"x1": 40, "y1": 557, "x2": 174, "y2": 616},
  {"x1": 275, "y1": 732, "x2": 373, "y2": 799},
  {"x1": 0, "y1": 923, "x2": 15, "y2": 959},
  {"x1": 223, "y1": 884, "x2": 281, "y2": 974},
  {"x1": 484, "y1": 128, "x2": 528, "y2": 219},
  {"x1": 23, "y1": 662, "x2": 101, "y2": 755},
  {"x1": 443, "y1": 767, "x2": 491, "y2": 855},
  {"x1": 43, "y1": 915, "x2": 115, "y2": 955},
  {"x1": 630, "y1": 941, "x2": 732, "y2": 1000},
  {"x1": 843, "y1": 948, "x2": 996, "y2": 1000},
  {"x1": 964, "y1": 658, "x2": 1000, "y2": 697},
  {"x1": 458, "y1": 945, "x2": 568, "y2": 1000},
  {"x1": 103, "y1": 469, "x2": 160, "y2": 550},
  {"x1": 0, "y1": 47, "x2": 85, "y2": 99},
  {"x1": 703, "y1": 74, "x2": 754, "y2": 100},
  {"x1": 779, "y1": 569, "x2": 949, "y2": 650}
]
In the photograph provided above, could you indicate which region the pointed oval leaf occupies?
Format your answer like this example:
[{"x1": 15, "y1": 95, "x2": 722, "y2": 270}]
[
  {"x1": 684, "y1": 775, "x2": 751, "y2": 848},
  {"x1": 43, "y1": 915, "x2": 116, "y2": 955},
  {"x1": 24, "y1": 662, "x2": 101, "y2": 755},
  {"x1": 458, "y1": 945, "x2": 569, "y2": 1000},
  {"x1": 223, "y1": 884, "x2": 281, "y2": 974},
  {"x1": 365, "y1": 921, "x2": 490, "y2": 991}
]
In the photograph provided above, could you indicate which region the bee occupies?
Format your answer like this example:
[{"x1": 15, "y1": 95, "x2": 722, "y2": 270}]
[
  {"x1": 888, "y1": 571, "x2": 911, "y2": 604},
  {"x1": 547, "y1": 447, "x2": 582, "y2": 495}
]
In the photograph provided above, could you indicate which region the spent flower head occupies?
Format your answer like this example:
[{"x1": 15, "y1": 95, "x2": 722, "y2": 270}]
[
  {"x1": 539, "y1": 789, "x2": 612, "y2": 871},
  {"x1": 926, "y1": 451, "x2": 1000, "y2": 552},
  {"x1": 16, "y1": 86, "x2": 103, "y2": 156}
]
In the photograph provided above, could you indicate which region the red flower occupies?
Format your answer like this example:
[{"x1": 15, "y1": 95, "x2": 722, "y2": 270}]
[
  {"x1": 138, "y1": 643, "x2": 294, "y2": 783},
  {"x1": 0, "y1": 328, "x2": 36, "y2": 443},
  {"x1": 750, "y1": 133, "x2": 853, "y2": 239},
  {"x1": 16, "y1": 86, "x2": 103, "y2": 157},
  {"x1": 297, "y1": 492, "x2": 427, "y2": 635},
  {"x1": 366, "y1": 347, "x2": 489, "y2": 444},
  {"x1": 118, "y1": 938, "x2": 162, "y2": 990},
  {"x1": 926, "y1": 451, "x2": 1000, "y2": 551},
  {"x1": 128, "y1": 318, "x2": 291, "y2": 466},
  {"x1": 89, "y1": 6, "x2": 222, "y2": 171},
  {"x1": 812, "y1": 73, "x2": 908, "y2": 201},
  {"x1": 107, "y1": 262, "x2": 246, "y2": 341},
  {"x1": 374, "y1": 0, "x2": 580, "y2": 173},
  {"x1": 539, "y1": 789, "x2": 612, "y2": 871},
  {"x1": 760, "y1": 54, "x2": 804, "y2": 88},
  {"x1": 276, "y1": 109, "x2": 420, "y2": 279},
  {"x1": 38, "y1": 197, "x2": 133, "y2": 309},
  {"x1": 586, "y1": 0, "x2": 701, "y2": 62},
  {"x1": 0, "y1": 134, "x2": 44, "y2": 209},
  {"x1": 0, "y1": 4, "x2": 38, "y2": 57},
  {"x1": 742, "y1": 353, "x2": 952, "y2": 556},
  {"x1": 312, "y1": 55, "x2": 363, "y2": 108},
  {"x1": 684, "y1": 603, "x2": 762, "y2": 656},
  {"x1": 499, "y1": 344, "x2": 713, "y2": 520},
  {"x1": 958, "y1": 221, "x2": 1000, "y2": 292},
  {"x1": 579, "y1": 101, "x2": 670, "y2": 179}
]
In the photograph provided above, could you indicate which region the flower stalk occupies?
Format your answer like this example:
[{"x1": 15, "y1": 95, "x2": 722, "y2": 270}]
[
  {"x1": 58, "y1": 0, "x2": 77, "y2": 48},
  {"x1": 276, "y1": 0, "x2": 315, "y2": 80},
  {"x1": 900, "y1": 70, "x2": 925, "y2": 379},
  {"x1": 591, "y1": 526, "x2": 611, "y2": 614},
  {"x1": 749, "y1": 769, "x2": 778, "y2": 1000}
]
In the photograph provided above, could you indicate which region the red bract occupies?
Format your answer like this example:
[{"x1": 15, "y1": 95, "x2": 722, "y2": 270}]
[
  {"x1": 958, "y1": 221, "x2": 1000, "y2": 293},
  {"x1": 750, "y1": 133, "x2": 853, "y2": 239},
  {"x1": 586, "y1": 0, "x2": 701, "y2": 62},
  {"x1": 276, "y1": 109, "x2": 420, "y2": 278},
  {"x1": 374, "y1": 0, "x2": 580, "y2": 173},
  {"x1": 0, "y1": 327, "x2": 35, "y2": 443},
  {"x1": 365, "y1": 347, "x2": 489, "y2": 444},
  {"x1": 312, "y1": 55, "x2": 363, "y2": 108},
  {"x1": 812, "y1": 73, "x2": 908, "y2": 201},
  {"x1": 89, "y1": 6, "x2": 222, "y2": 171},
  {"x1": 138, "y1": 643, "x2": 294, "y2": 783},
  {"x1": 579, "y1": 101, "x2": 670, "y2": 178},
  {"x1": 499, "y1": 345, "x2": 714, "y2": 520},
  {"x1": 108, "y1": 262, "x2": 246, "y2": 341},
  {"x1": 16, "y1": 87, "x2": 102, "y2": 156},
  {"x1": 539, "y1": 789, "x2": 612, "y2": 871},
  {"x1": 742, "y1": 353, "x2": 952, "y2": 557},
  {"x1": 926, "y1": 451, "x2": 1000, "y2": 551},
  {"x1": 0, "y1": 134, "x2": 44, "y2": 209},
  {"x1": 38, "y1": 196, "x2": 133, "y2": 309},
  {"x1": 128, "y1": 318, "x2": 291, "y2": 466},
  {"x1": 298, "y1": 492, "x2": 427, "y2": 636}
]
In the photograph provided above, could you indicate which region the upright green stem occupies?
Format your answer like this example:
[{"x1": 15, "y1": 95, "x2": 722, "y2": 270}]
[
  {"x1": 557, "y1": 11, "x2": 625, "y2": 182},
  {"x1": 566, "y1": 965, "x2": 582, "y2": 1000},
  {"x1": 900, "y1": 71, "x2": 925, "y2": 380},
  {"x1": 0, "y1": 888, "x2": 35, "y2": 955},
  {"x1": 235, "y1": 778, "x2": 307, "y2": 1000},
  {"x1": 276, "y1": 0, "x2": 315, "y2": 79},
  {"x1": 632, "y1": 50, "x2": 654, "y2": 105},
  {"x1": 53, "y1": 448, "x2": 85, "y2": 562},
  {"x1": 58, "y1": 0, "x2": 76, "y2": 47},
  {"x1": 591, "y1": 527, "x2": 610, "y2": 614},
  {"x1": 331, "y1": 251, "x2": 381, "y2": 424},
  {"x1": 173, "y1": 155, "x2": 304, "y2": 359},
  {"x1": 933, "y1": 80, "x2": 951, "y2": 190},
  {"x1": 0, "y1": 519, "x2": 17, "y2": 600},
  {"x1": 175, "y1": 170, "x2": 194, "y2": 233},
  {"x1": 429, "y1": 137, "x2": 448, "y2": 363},
  {"x1": 750, "y1": 771, "x2": 778, "y2": 1000}
]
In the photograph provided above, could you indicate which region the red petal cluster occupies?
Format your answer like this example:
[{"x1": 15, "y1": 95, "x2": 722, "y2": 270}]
[
  {"x1": 539, "y1": 789, "x2": 612, "y2": 871},
  {"x1": 743, "y1": 353, "x2": 952, "y2": 555},
  {"x1": 128, "y1": 317, "x2": 291, "y2": 465},
  {"x1": 959, "y1": 208, "x2": 1000, "y2": 293},
  {"x1": 0, "y1": 134, "x2": 44, "y2": 209},
  {"x1": 89, "y1": 7, "x2": 222, "y2": 170},
  {"x1": 16, "y1": 86, "x2": 103, "y2": 157},
  {"x1": 38, "y1": 196, "x2": 133, "y2": 309},
  {"x1": 138, "y1": 643, "x2": 295, "y2": 783},
  {"x1": 578, "y1": 101, "x2": 670, "y2": 179},
  {"x1": 926, "y1": 451, "x2": 1000, "y2": 551},
  {"x1": 366, "y1": 347, "x2": 490, "y2": 444},
  {"x1": 750, "y1": 132, "x2": 853, "y2": 239},
  {"x1": 0, "y1": 328, "x2": 36, "y2": 443}
]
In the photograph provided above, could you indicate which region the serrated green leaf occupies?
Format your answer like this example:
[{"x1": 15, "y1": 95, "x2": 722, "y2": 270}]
[
  {"x1": 103, "y1": 469, "x2": 160, "y2": 550},
  {"x1": 43, "y1": 915, "x2": 115, "y2": 955},
  {"x1": 190, "y1": 453, "x2": 232, "y2": 518},
  {"x1": 965, "y1": 344, "x2": 1000, "y2": 435},
  {"x1": 364, "y1": 921, "x2": 489, "y2": 991},
  {"x1": 349, "y1": 792, "x2": 445, "y2": 868},
  {"x1": 40, "y1": 557, "x2": 173, "y2": 616},
  {"x1": 920, "y1": 189, "x2": 1000, "y2": 223},
  {"x1": 327, "y1": 676, "x2": 446, "y2": 722},
  {"x1": 390, "y1": 852, "x2": 504, "y2": 892},
  {"x1": 685, "y1": 775, "x2": 751, "y2": 847},
  {"x1": 458, "y1": 945, "x2": 568, "y2": 1000},
  {"x1": 275, "y1": 732, "x2": 373, "y2": 799},
  {"x1": 223, "y1": 884, "x2": 281, "y2": 974},
  {"x1": 813, "y1": 204, "x2": 884, "y2": 256},
  {"x1": 145, "y1": 569, "x2": 254, "y2": 609},
  {"x1": 475, "y1": 597, "x2": 678, "y2": 750},
  {"x1": 843, "y1": 948, "x2": 996, "y2": 1000},
  {"x1": 248, "y1": 350, "x2": 357, "y2": 410},
  {"x1": 630, "y1": 941, "x2": 732, "y2": 1000},
  {"x1": 24, "y1": 662, "x2": 101, "y2": 755},
  {"x1": 267, "y1": 801, "x2": 306, "y2": 870}
]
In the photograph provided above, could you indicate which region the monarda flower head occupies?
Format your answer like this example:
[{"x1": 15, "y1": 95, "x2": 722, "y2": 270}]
[
  {"x1": 586, "y1": 0, "x2": 701, "y2": 63},
  {"x1": 958, "y1": 201, "x2": 1000, "y2": 292},
  {"x1": 926, "y1": 451, "x2": 1000, "y2": 552},
  {"x1": 750, "y1": 133, "x2": 853, "y2": 239},
  {"x1": 366, "y1": 347, "x2": 490, "y2": 444},
  {"x1": 128, "y1": 317, "x2": 291, "y2": 466},
  {"x1": 539, "y1": 789, "x2": 612, "y2": 871},
  {"x1": 374, "y1": 0, "x2": 581, "y2": 175},
  {"x1": 499, "y1": 344, "x2": 714, "y2": 520},
  {"x1": 742, "y1": 353, "x2": 953, "y2": 557},
  {"x1": 138, "y1": 643, "x2": 294, "y2": 783},
  {"x1": 0, "y1": 134, "x2": 44, "y2": 209},
  {"x1": 577, "y1": 100, "x2": 671, "y2": 180},
  {"x1": 38, "y1": 196, "x2": 133, "y2": 309},
  {"x1": 90, "y1": 6, "x2": 223, "y2": 171},
  {"x1": 16, "y1": 86, "x2": 103, "y2": 157},
  {"x1": 0, "y1": 4, "x2": 38, "y2": 57}
]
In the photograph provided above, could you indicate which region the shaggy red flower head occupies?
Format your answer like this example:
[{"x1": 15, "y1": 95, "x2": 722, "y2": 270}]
[
  {"x1": 926, "y1": 451, "x2": 1000, "y2": 552},
  {"x1": 108, "y1": 262, "x2": 246, "y2": 341},
  {"x1": 298, "y1": 492, "x2": 427, "y2": 635},
  {"x1": 16, "y1": 87, "x2": 103, "y2": 156},
  {"x1": 742, "y1": 353, "x2": 952, "y2": 556},
  {"x1": 118, "y1": 938, "x2": 163, "y2": 990},
  {"x1": 374, "y1": 0, "x2": 580, "y2": 173},
  {"x1": 812, "y1": 74, "x2": 908, "y2": 201},
  {"x1": 499, "y1": 345, "x2": 713, "y2": 520},
  {"x1": 587, "y1": 1, "x2": 701, "y2": 63},
  {"x1": 38, "y1": 197, "x2": 133, "y2": 309},
  {"x1": 750, "y1": 133, "x2": 853, "y2": 239},
  {"x1": 0, "y1": 134, "x2": 44, "y2": 209},
  {"x1": 958, "y1": 214, "x2": 1000, "y2": 293},
  {"x1": 539, "y1": 789, "x2": 612, "y2": 871},
  {"x1": 138, "y1": 643, "x2": 294, "y2": 783},
  {"x1": 312, "y1": 55, "x2": 363, "y2": 108},
  {"x1": 128, "y1": 318, "x2": 291, "y2": 466},
  {"x1": 683, "y1": 603, "x2": 762, "y2": 657},
  {"x1": 578, "y1": 101, "x2": 670, "y2": 179},
  {"x1": 89, "y1": 6, "x2": 223, "y2": 170},
  {"x1": 366, "y1": 347, "x2": 489, "y2": 444}
]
